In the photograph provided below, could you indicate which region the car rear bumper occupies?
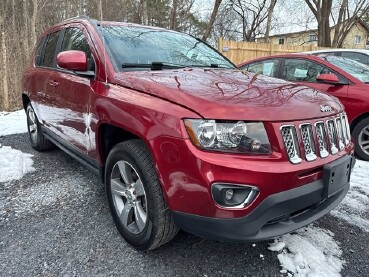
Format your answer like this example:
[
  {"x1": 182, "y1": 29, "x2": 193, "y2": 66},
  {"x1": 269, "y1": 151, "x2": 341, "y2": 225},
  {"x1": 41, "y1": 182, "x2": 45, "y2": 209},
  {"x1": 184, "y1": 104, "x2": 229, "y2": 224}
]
[{"x1": 172, "y1": 171, "x2": 351, "y2": 242}]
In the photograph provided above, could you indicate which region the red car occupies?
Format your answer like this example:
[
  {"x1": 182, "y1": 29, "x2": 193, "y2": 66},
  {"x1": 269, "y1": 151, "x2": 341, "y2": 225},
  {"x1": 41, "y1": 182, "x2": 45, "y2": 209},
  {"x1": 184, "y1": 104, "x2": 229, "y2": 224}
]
[
  {"x1": 22, "y1": 17, "x2": 355, "y2": 250},
  {"x1": 239, "y1": 54, "x2": 369, "y2": 161}
]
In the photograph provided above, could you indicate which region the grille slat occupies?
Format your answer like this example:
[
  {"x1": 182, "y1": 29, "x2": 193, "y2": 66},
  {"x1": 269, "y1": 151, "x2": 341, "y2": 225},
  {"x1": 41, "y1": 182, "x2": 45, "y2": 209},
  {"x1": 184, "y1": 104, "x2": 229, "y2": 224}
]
[
  {"x1": 300, "y1": 124, "x2": 317, "y2": 161},
  {"x1": 315, "y1": 122, "x2": 329, "y2": 158},
  {"x1": 281, "y1": 126, "x2": 302, "y2": 164},
  {"x1": 281, "y1": 113, "x2": 350, "y2": 163},
  {"x1": 326, "y1": 119, "x2": 339, "y2": 154},
  {"x1": 335, "y1": 117, "x2": 345, "y2": 150}
]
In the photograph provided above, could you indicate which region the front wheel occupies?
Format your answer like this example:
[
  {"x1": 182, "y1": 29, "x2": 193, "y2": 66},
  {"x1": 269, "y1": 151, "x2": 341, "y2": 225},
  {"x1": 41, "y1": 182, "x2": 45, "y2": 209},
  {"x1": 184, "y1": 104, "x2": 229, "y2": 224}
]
[
  {"x1": 26, "y1": 104, "x2": 54, "y2": 151},
  {"x1": 105, "y1": 140, "x2": 178, "y2": 250},
  {"x1": 352, "y1": 117, "x2": 369, "y2": 161}
]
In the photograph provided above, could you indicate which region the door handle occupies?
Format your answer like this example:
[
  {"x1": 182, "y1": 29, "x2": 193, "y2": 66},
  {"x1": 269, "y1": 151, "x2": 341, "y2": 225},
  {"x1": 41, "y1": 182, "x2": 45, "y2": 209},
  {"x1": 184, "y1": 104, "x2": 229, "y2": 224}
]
[{"x1": 49, "y1": 80, "x2": 59, "y2": 87}]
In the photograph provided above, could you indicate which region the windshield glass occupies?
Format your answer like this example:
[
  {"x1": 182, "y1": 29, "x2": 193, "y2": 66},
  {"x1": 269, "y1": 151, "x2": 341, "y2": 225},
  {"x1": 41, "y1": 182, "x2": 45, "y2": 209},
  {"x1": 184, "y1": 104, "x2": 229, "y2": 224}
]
[
  {"x1": 324, "y1": 55, "x2": 369, "y2": 83},
  {"x1": 101, "y1": 25, "x2": 235, "y2": 71}
]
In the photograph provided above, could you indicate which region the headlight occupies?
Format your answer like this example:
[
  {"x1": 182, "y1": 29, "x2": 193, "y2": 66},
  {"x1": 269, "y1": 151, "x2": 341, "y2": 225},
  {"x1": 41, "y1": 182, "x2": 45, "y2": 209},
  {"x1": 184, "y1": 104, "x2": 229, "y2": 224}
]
[{"x1": 184, "y1": 119, "x2": 271, "y2": 154}]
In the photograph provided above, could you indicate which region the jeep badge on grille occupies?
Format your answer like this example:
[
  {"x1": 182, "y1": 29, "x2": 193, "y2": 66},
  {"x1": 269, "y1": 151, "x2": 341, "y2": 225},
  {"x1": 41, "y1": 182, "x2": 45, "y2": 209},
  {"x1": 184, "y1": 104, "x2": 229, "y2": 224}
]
[{"x1": 320, "y1": 105, "x2": 332, "y2": 112}]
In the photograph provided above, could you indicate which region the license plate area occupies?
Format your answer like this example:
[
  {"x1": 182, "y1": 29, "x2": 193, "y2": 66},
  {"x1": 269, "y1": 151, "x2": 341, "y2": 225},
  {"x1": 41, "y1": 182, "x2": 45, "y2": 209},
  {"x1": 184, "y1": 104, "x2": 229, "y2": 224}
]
[{"x1": 322, "y1": 155, "x2": 353, "y2": 198}]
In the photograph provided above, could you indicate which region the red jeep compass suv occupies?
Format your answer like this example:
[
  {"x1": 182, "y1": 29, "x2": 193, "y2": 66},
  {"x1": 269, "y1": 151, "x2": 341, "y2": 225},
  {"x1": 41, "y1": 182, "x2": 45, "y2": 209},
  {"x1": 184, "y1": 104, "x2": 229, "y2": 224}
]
[{"x1": 22, "y1": 17, "x2": 355, "y2": 250}]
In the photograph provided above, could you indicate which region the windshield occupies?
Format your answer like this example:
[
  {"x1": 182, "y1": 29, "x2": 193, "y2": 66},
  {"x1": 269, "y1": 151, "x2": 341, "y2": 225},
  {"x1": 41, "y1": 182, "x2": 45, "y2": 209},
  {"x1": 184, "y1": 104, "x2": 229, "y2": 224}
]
[
  {"x1": 101, "y1": 25, "x2": 235, "y2": 71},
  {"x1": 324, "y1": 55, "x2": 369, "y2": 83}
]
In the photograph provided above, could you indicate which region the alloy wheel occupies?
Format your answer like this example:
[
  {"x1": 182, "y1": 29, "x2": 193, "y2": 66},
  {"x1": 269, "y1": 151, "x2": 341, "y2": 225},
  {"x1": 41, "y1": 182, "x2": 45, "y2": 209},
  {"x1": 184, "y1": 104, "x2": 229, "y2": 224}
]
[
  {"x1": 358, "y1": 125, "x2": 369, "y2": 156},
  {"x1": 110, "y1": 160, "x2": 147, "y2": 234},
  {"x1": 27, "y1": 108, "x2": 38, "y2": 143}
]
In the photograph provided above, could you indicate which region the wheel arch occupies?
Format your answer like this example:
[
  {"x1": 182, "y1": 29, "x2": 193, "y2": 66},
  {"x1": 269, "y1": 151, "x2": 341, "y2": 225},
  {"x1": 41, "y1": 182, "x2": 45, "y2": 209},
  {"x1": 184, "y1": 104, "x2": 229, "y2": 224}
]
[
  {"x1": 22, "y1": 94, "x2": 30, "y2": 111},
  {"x1": 350, "y1": 112, "x2": 369, "y2": 133},
  {"x1": 97, "y1": 123, "x2": 143, "y2": 166}
]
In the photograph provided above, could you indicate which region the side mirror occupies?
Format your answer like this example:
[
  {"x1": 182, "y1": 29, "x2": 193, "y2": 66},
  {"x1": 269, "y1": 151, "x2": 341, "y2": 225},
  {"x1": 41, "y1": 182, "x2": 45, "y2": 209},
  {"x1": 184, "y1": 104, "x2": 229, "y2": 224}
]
[
  {"x1": 316, "y1": 73, "x2": 340, "y2": 85},
  {"x1": 56, "y1": 50, "x2": 88, "y2": 71}
]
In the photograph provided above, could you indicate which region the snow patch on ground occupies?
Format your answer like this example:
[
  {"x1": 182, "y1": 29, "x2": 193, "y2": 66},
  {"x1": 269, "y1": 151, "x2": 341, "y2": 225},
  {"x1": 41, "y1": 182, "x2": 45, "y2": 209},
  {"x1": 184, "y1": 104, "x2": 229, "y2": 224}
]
[
  {"x1": 0, "y1": 146, "x2": 35, "y2": 183},
  {"x1": 0, "y1": 110, "x2": 27, "y2": 136},
  {"x1": 269, "y1": 226, "x2": 343, "y2": 276},
  {"x1": 331, "y1": 160, "x2": 369, "y2": 232}
]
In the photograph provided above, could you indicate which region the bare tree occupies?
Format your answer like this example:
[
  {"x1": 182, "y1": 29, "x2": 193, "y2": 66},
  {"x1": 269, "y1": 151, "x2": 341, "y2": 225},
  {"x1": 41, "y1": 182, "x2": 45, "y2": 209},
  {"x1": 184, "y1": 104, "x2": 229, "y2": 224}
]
[
  {"x1": 230, "y1": 0, "x2": 269, "y2": 41},
  {"x1": 331, "y1": 0, "x2": 369, "y2": 47},
  {"x1": 202, "y1": 0, "x2": 223, "y2": 41},
  {"x1": 304, "y1": 0, "x2": 332, "y2": 47},
  {"x1": 170, "y1": 0, "x2": 178, "y2": 29},
  {"x1": 141, "y1": 0, "x2": 148, "y2": 25},
  {"x1": 264, "y1": 0, "x2": 277, "y2": 42}
]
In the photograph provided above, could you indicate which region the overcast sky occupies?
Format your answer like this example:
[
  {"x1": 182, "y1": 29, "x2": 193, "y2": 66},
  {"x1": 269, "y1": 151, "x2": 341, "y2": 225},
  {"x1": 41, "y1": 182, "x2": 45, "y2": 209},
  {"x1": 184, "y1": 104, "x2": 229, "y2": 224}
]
[{"x1": 190, "y1": 0, "x2": 359, "y2": 36}]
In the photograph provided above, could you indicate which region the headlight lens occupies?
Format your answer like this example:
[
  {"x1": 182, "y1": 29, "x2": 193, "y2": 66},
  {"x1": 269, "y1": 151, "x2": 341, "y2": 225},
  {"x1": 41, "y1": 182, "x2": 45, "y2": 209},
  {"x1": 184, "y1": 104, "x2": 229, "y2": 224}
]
[{"x1": 184, "y1": 119, "x2": 271, "y2": 154}]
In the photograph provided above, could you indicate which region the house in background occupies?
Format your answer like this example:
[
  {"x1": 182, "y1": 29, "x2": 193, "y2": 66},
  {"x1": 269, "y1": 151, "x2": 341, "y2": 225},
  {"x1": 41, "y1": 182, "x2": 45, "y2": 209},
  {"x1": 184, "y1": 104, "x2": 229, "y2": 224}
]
[{"x1": 259, "y1": 20, "x2": 369, "y2": 49}]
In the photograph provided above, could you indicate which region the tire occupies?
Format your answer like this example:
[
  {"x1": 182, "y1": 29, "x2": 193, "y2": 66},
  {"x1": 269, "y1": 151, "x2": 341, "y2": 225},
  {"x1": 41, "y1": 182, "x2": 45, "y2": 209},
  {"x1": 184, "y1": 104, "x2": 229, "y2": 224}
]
[
  {"x1": 352, "y1": 117, "x2": 369, "y2": 161},
  {"x1": 26, "y1": 104, "x2": 54, "y2": 151},
  {"x1": 105, "y1": 140, "x2": 178, "y2": 250}
]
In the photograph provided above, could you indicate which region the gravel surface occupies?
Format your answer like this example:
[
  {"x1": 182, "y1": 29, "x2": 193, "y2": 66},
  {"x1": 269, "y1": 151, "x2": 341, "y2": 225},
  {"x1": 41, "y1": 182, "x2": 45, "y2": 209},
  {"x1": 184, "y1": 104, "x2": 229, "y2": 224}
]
[{"x1": 1, "y1": 133, "x2": 368, "y2": 276}]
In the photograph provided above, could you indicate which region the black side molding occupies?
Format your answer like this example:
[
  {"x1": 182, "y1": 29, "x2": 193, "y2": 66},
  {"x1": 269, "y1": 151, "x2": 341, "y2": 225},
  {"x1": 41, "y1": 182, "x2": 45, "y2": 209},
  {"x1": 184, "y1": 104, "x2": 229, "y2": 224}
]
[{"x1": 43, "y1": 127, "x2": 104, "y2": 183}]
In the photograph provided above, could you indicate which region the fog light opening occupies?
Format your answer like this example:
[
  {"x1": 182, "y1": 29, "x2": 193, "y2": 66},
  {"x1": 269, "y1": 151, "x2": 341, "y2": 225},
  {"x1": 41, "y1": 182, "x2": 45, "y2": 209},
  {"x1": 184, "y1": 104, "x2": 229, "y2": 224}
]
[{"x1": 212, "y1": 183, "x2": 259, "y2": 209}]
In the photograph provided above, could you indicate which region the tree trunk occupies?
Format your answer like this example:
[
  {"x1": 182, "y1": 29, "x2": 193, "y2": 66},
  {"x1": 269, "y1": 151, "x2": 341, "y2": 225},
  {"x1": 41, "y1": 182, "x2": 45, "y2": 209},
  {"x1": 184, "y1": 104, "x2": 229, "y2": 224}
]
[
  {"x1": 170, "y1": 0, "x2": 178, "y2": 30},
  {"x1": 141, "y1": 0, "x2": 148, "y2": 25},
  {"x1": 265, "y1": 0, "x2": 277, "y2": 42},
  {"x1": 30, "y1": 0, "x2": 38, "y2": 48},
  {"x1": 305, "y1": 0, "x2": 332, "y2": 47},
  {"x1": 98, "y1": 0, "x2": 103, "y2": 20},
  {"x1": 202, "y1": 0, "x2": 222, "y2": 41},
  {"x1": 22, "y1": 1, "x2": 30, "y2": 55},
  {"x1": 2, "y1": 31, "x2": 9, "y2": 111}
]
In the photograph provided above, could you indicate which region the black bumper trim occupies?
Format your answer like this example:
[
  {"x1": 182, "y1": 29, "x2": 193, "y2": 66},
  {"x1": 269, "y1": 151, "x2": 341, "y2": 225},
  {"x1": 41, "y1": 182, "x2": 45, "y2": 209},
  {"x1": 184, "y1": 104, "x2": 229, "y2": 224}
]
[{"x1": 172, "y1": 178, "x2": 350, "y2": 242}]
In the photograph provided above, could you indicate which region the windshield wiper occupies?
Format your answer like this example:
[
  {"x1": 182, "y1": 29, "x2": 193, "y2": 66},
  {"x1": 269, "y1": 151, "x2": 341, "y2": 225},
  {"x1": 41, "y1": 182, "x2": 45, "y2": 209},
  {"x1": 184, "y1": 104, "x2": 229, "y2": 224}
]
[
  {"x1": 186, "y1": 63, "x2": 234, "y2": 69},
  {"x1": 122, "y1": 62, "x2": 185, "y2": 70}
]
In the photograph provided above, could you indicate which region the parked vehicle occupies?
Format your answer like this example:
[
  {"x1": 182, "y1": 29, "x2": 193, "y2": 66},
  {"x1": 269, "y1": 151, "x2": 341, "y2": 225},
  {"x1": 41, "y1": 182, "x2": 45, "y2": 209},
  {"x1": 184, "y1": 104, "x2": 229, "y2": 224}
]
[
  {"x1": 239, "y1": 54, "x2": 369, "y2": 161},
  {"x1": 22, "y1": 17, "x2": 355, "y2": 250},
  {"x1": 302, "y1": 49, "x2": 369, "y2": 66}
]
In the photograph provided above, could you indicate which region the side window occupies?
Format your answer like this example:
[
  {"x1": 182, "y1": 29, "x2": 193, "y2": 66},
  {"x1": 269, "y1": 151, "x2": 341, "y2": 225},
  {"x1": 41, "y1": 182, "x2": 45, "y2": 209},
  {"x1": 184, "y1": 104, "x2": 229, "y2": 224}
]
[
  {"x1": 34, "y1": 38, "x2": 45, "y2": 66},
  {"x1": 41, "y1": 31, "x2": 60, "y2": 68},
  {"x1": 341, "y1": 52, "x2": 369, "y2": 65},
  {"x1": 244, "y1": 59, "x2": 279, "y2": 77},
  {"x1": 61, "y1": 28, "x2": 94, "y2": 71},
  {"x1": 282, "y1": 59, "x2": 328, "y2": 82}
]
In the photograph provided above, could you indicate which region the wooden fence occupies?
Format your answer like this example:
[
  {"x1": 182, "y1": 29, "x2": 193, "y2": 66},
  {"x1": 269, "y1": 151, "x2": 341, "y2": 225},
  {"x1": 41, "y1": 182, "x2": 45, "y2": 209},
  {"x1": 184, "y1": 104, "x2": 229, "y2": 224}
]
[{"x1": 217, "y1": 38, "x2": 330, "y2": 64}]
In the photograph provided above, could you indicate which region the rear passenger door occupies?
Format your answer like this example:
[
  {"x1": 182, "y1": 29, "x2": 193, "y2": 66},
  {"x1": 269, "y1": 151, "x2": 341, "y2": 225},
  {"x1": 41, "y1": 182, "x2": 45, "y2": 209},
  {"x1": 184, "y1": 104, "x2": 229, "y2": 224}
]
[{"x1": 50, "y1": 25, "x2": 96, "y2": 154}]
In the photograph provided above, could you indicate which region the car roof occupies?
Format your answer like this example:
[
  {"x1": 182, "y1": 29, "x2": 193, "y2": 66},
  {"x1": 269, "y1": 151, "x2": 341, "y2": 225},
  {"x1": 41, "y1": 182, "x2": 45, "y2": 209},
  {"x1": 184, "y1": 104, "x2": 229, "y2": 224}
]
[
  {"x1": 302, "y1": 49, "x2": 369, "y2": 55},
  {"x1": 238, "y1": 53, "x2": 324, "y2": 67}
]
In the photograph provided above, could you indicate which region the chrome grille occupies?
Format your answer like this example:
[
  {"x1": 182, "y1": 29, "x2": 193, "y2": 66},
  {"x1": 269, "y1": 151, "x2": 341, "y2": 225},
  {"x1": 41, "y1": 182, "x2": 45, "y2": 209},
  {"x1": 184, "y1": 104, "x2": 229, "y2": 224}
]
[
  {"x1": 327, "y1": 120, "x2": 339, "y2": 154},
  {"x1": 341, "y1": 114, "x2": 351, "y2": 143},
  {"x1": 281, "y1": 126, "x2": 302, "y2": 164},
  {"x1": 281, "y1": 113, "x2": 350, "y2": 163},
  {"x1": 335, "y1": 117, "x2": 345, "y2": 150},
  {"x1": 300, "y1": 124, "x2": 317, "y2": 161},
  {"x1": 315, "y1": 122, "x2": 329, "y2": 158}
]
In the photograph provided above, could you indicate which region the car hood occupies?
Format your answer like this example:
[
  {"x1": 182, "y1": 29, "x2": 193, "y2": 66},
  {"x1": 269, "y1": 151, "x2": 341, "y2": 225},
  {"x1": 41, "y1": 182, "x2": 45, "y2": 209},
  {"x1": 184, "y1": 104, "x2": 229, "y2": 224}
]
[{"x1": 114, "y1": 68, "x2": 342, "y2": 121}]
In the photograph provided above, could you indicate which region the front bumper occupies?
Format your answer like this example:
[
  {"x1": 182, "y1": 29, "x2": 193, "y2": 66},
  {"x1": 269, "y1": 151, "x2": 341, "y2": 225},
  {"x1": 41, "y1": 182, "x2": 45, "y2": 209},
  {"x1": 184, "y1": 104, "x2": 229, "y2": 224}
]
[{"x1": 172, "y1": 173, "x2": 350, "y2": 242}]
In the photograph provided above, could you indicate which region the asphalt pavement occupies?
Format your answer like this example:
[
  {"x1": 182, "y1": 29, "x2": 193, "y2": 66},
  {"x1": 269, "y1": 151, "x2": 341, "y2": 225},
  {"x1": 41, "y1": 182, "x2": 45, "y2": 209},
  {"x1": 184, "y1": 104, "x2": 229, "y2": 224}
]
[{"x1": 0, "y1": 133, "x2": 368, "y2": 277}]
